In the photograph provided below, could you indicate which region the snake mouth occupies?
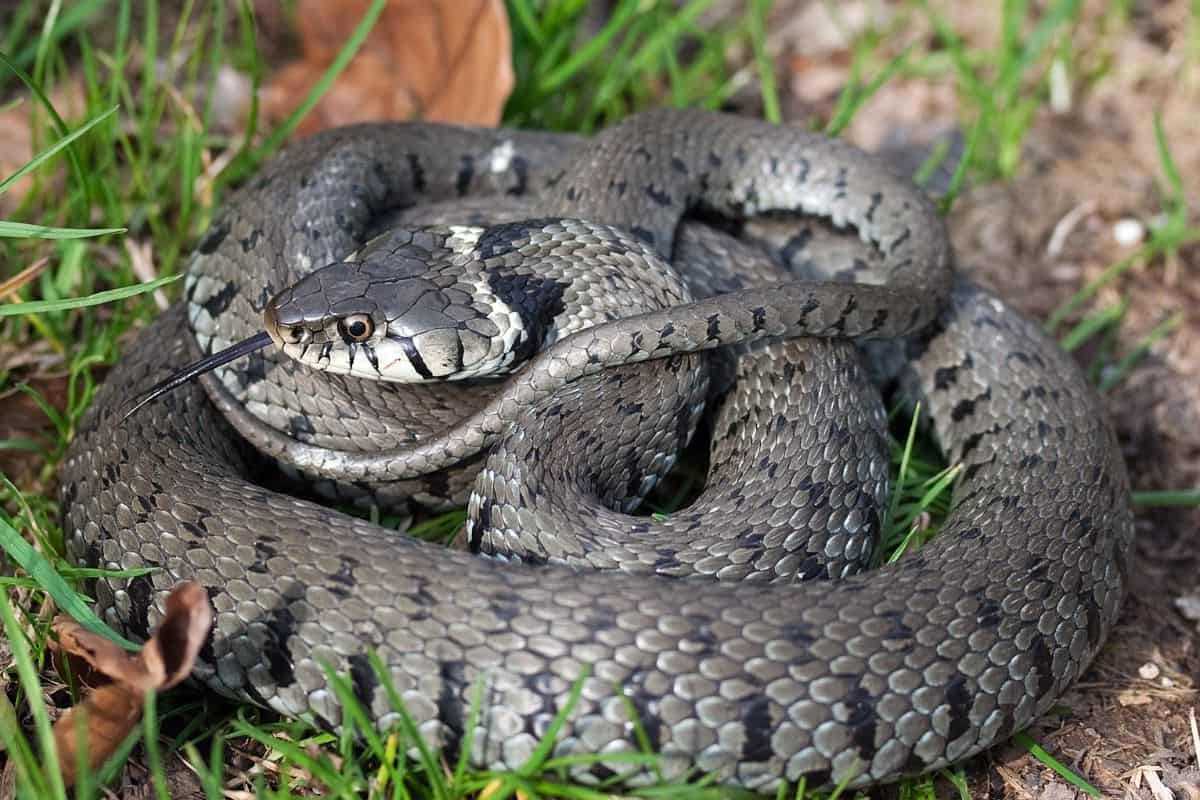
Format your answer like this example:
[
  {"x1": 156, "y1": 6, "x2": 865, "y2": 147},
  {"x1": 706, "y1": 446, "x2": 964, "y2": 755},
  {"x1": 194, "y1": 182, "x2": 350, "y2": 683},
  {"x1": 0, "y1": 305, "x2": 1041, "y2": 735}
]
[{"x1": 122, "y1": 331, "x2": 273, "y2": 420}]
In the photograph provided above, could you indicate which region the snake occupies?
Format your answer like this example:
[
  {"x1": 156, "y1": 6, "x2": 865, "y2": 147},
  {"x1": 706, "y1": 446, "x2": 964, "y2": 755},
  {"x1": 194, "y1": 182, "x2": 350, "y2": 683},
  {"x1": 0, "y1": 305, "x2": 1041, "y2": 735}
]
[{"x1": 59, "y1": 109, "x2": 1134, "y2": 792}]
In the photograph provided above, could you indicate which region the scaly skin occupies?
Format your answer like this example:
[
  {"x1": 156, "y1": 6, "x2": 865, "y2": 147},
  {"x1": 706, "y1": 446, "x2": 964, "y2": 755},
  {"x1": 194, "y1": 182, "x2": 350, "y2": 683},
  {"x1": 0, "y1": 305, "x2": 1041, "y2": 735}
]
[{"x1": 60, "y1": 109, "x2": 1133, "y2": 791}]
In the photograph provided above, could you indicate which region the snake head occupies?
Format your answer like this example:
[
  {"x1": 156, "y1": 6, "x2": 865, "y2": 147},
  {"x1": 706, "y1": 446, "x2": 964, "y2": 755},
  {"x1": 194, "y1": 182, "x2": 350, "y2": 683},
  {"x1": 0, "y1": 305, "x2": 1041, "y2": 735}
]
[
  {"x1": 123, "y1": 225, "x2": 543, "y2": 419},
  {"x1": 263, "y1": 227, "x2": 517, "y2": 382}
]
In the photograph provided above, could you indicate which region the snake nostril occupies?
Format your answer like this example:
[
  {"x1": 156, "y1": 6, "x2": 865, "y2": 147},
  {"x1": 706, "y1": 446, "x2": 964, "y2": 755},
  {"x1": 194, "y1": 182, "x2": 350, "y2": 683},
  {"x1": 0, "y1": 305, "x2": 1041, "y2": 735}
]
[
  {"x1": 265, "y1": 305, "x2": 308, "y2": 346},
  {"x1": 274, "y1": 323, "x2": 304, "y2": 345}
]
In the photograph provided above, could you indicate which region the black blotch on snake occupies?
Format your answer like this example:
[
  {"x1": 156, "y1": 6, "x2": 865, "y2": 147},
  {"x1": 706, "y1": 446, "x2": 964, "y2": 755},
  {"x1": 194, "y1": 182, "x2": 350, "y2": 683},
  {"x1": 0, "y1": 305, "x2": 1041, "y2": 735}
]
[
  {"x1": 485, "y1": 267, "x2": 569, "y2": 359},
  {"x1": 125, "y1": 574, "x2": 155, "y2": 640},
  {"x1": 348, "y1": 653, "x2": 378, "y2": 710},
  {"x1": 196, "y1": 219, "x2": 229, "y2": 254}
]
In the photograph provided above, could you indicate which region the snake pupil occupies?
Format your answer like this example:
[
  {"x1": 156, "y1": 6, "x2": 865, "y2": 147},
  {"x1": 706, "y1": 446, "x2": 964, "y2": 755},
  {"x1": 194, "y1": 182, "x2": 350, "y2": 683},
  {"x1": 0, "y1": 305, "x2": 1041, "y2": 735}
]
[{"x1": 338, "y1": 315, "x2": 374, "y2": 343}]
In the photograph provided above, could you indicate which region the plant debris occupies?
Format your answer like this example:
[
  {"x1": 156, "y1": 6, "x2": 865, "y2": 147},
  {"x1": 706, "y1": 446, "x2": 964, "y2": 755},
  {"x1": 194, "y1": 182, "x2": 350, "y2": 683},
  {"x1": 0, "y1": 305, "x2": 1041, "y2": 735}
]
[
  {"x1": 261, "y1": 0, "x2": 513, "y2": 134},
  {"x1": 49, "y1": 582, "x2": 212, "y2": 786}
]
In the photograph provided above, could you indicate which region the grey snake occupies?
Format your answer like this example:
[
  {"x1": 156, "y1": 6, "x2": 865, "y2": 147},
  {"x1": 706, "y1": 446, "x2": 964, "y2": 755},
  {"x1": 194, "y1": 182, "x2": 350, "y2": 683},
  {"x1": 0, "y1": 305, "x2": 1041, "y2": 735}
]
[{"x1": 60, "y1": 109, "x2": 1134, "y2": 791}]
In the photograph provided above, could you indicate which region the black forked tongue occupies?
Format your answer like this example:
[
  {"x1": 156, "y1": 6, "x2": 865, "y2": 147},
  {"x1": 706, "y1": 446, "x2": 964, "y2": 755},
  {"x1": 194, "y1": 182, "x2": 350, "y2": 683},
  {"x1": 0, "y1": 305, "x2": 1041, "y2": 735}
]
[{"x1": 122, "y1": 332, "x2": 273, "y2": 421}]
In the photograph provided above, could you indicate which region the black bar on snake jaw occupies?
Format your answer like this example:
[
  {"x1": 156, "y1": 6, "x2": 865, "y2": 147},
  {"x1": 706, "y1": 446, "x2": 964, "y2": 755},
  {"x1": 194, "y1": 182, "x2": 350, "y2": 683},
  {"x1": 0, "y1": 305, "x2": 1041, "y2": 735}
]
[{"x1": 122, "y1": 332, "x2": 273, "y2": 421}]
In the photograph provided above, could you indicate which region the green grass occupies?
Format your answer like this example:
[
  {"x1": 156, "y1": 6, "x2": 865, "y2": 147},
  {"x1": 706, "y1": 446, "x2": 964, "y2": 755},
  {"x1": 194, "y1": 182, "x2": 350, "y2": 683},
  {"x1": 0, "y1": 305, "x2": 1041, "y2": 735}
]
[
  {"x1": 505, "y1": 0, "x2": 771, "y2": 131},
  {"x1": 1, "y1": 1, "x2": 1197, "y2": 798}
]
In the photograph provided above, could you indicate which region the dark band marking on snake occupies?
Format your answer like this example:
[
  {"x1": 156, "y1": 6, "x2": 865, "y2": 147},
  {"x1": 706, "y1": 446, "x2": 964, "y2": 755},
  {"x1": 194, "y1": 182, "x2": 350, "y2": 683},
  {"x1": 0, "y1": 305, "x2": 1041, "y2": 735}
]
[{"x1": 60, "y1": 109, "x2": 1132, "y2": 792}]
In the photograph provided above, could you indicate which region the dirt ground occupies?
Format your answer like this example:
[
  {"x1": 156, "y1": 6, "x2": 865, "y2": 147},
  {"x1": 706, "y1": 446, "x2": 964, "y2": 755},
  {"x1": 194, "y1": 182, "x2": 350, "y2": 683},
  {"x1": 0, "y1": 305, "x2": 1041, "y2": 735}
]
[{"x1": 755, "y1": 2, "x2": 1199, "y2": 797}]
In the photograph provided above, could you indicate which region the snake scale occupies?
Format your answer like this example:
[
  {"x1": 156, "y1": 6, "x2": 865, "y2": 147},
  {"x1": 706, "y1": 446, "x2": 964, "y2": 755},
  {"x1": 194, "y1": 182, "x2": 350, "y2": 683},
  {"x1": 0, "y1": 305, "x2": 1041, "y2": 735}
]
[{"x1": 60, "y1": 109, "x2": 1134, "y2": 791}]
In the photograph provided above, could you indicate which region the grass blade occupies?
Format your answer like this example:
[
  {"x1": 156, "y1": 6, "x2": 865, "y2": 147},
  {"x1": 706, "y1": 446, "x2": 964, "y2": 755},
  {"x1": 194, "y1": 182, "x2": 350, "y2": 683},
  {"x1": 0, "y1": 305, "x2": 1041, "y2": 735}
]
[
  {"x1": 0, "y1": 274, "x2": 178, "y2": 316},
  {"x1": 0, "y1": 509, "x2": 140, "y2": 650},
  {"x1": 0, "y1": 691, "x2": 50, "y2": 799},
  {"x1": 1014, "y1": 732, "x2": 1101, "y2": 797},
  {"x1": 938, "y1": 112, "x2": 983, "y2": 213},
  {"x1": 0, "y1": 105, "x2": 118, "y2": 195},
  {"x1": 1153, "y1": 113, "x2": 1184, "y2": 201},
  {"x1": 1046, "y1": 248, "x2": 1146, "y2": 332},
  {"x1": 231, "y1": 717, "x2": 353, "y2": 793},
  {"x1": 1059, "y1": 301, "x2": 1126, "y2": 352},
  {"x1": 368, "y1": 651, "x2": 450, "y2": 800},
  {"x1": 453, "y1": 675, "x2": 487, "y2": 787},
  {"x1": 1132, "y1": 489, "x2": 1200, "y2": 508},
  {"x1": 1098, "y1": 311, "x2": 1182, "y2": 392},
  {"x1": 248, "y1": 0, "x2": 385, "y2": 165},
  {"x1": 0, "y1": 588, "x2": 69, "y2": 799},
  {"x1": 826, "y1": 46, "x2": 911, "y2": 137},
  {"x1": 507, "y1": 0, "x2": 545, "y2": 47},
  {"x1": 538, "y1": 0, "x2": 640, "y2": 93},
  {"x1": 516, "y1": 665, "x2": 591, "y2": 777},
  {"x1": 938, "y1": 767, "x2": 971, "y2": 800},
  {"x1": 0, "y1": 48, "x2": 93, "y2": 208},
  {"x1": 883, "y1": 402, "x2": 921, "y2": 543},
  {"x1": 143, "y1": 690, "x2": 172, "y2": 800},
  {"x1": 748, "y1": 0, "x2": 780, "y2": 123},
  {"x1": 0, "y1": 221, "x2": 125, "y2": 239}
]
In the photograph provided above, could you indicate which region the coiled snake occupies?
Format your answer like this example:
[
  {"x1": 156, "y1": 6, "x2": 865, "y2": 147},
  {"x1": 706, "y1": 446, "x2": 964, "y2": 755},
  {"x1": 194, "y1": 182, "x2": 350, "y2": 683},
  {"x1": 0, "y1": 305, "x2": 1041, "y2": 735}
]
[{"x1": 60, "y1": 109, "x2": 1133, "y2": 791}]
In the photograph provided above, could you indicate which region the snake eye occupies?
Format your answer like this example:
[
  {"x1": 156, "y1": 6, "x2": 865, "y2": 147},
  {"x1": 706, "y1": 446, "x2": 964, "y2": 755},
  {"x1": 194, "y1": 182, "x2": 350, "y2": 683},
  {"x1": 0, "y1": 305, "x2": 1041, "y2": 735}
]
[{"x1": 337, "y1": 314, "x2": 375, "y2": 343}]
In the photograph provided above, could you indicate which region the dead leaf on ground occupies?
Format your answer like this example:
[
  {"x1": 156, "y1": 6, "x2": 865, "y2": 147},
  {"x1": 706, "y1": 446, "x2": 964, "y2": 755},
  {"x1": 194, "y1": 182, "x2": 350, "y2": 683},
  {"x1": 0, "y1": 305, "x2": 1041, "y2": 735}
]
[
  {"x1": 50, "y1": 582, "x2": 212, "y2": 787},
  {"x1": 261, "y1": 0, "x2": 513, "y2": 135}
]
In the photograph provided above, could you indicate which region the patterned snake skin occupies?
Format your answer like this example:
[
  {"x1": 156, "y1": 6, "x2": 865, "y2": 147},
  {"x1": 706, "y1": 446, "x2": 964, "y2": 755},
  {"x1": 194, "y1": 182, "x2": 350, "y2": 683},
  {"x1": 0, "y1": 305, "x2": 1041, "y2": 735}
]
[{"x1": 60, "y1": 109, "x2": 1134, "y2": 791}]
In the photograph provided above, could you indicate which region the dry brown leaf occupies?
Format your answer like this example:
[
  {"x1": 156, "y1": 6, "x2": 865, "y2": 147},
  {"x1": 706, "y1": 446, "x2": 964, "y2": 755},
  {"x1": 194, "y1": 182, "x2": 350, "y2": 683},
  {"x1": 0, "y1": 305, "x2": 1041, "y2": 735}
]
[
  {"x1": 53, "y1": 683, "x2": 144, "y2": 784},
  {"x1": 50, "y1": 582, "x2": 213, "y2": 786},
  {"x1": 54, "y1": 618, "x2": 152, "y2": 692},
  {"x1": 140, "y1": 582, "x2": 214, "y2": 691},
  {"x1": 261, "y1": 0, "x2": 513, "y2": 135}
]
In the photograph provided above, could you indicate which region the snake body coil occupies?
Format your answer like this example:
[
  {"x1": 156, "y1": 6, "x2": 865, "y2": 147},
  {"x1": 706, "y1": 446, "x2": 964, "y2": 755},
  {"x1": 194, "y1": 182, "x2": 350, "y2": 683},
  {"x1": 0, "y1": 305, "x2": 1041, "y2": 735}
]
[{"x1": 61, "y1": 110, "x2": 1133, "y2": 791}]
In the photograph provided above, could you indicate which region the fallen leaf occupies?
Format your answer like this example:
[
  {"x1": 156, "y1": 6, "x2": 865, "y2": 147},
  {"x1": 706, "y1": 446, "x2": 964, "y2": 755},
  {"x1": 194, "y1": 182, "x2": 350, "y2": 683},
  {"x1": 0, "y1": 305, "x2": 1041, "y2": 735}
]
[
  {"x1": 262, "y1": 0, "x2": 513, "y2": 135},
  {"x1": 53, "y1": 683, "x2": 144, "y2": 783},
  {"x1": 50, "y1": 582, "x2": 212, "y2": 786},
  {"x1": 140, "y1": 582, "x2": 214, "y2": 691}
]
